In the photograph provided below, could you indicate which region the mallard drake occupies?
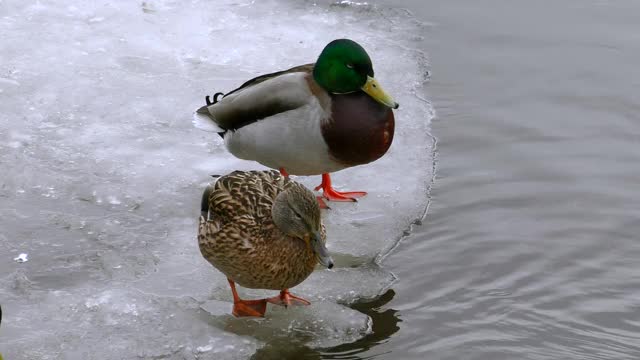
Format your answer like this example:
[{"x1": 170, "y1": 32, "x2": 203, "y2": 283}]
[
  {"x1": 195, "y1": 39, "x2": 399, "y2": 207},
  {"x1": 198, "y1": 170, "x2": 334, "y2": 317}
]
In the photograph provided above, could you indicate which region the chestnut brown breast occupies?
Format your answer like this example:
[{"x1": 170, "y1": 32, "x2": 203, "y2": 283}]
[{"x1": 321, "y1": 92, "x2": 395, "y2": 167}]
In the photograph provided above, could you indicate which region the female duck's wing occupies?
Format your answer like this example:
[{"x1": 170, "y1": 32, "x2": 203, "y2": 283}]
[
  {"x1": 196, "y1": 64, "x2": 316, "y2": 132},
  {"x1": 204, "y1": 170, "x2": 288, "y2": 221}
]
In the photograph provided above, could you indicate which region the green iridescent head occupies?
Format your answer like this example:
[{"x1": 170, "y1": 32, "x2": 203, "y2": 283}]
[{"x1": 313, "y1": 39, "x2": 399, "y2": 109}]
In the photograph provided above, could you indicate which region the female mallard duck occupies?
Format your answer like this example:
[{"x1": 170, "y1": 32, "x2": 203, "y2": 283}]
[
  {"x1": 195, "y1": 39, "x2": 399, "y2": 207},
  {"x1": 198, "y1": 170, "x2": 334, "y2": 317}
]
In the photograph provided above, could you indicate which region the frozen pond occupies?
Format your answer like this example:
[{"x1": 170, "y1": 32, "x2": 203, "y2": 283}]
[{"x1": 0, "y1": 0, "x2": 434, "y2": 358}]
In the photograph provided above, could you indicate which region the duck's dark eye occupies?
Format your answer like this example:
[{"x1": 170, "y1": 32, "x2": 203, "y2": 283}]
[
  {"x1": 294, "y1": 213, "x2": 302, "y2": 220},
  {"x1": 346, "y1": 63, "x2": 354, "y2": 69}
]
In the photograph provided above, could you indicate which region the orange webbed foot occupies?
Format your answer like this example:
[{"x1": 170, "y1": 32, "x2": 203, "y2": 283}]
[
  {"x1": 232, "y1": 299, "x2": 268, "y2": 317},
  {"x1": 317, "y1": 187, "x2": 367, "y2": 202},
  {"x1": 315, "y1": 173, "x2": 367, "y2": 203},
  {"x1": 316, "y1": 196, "x2": 330, "y2": 209},
  {"x1": 266, "y1": 289, "x2": 311, "y2": 308},
  {"x1": 227, "y1": 278, "x2": 267, "y2": 317}
]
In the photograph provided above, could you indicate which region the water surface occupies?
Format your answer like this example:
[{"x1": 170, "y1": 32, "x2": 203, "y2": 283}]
[{"x1": 342, "y1": 0, "x2": 640, "y2": 359}]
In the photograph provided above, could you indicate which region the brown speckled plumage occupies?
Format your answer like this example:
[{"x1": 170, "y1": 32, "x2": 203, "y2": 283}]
[{"x1": 198, "y1": 170, "x2": 326, "y2": 290}]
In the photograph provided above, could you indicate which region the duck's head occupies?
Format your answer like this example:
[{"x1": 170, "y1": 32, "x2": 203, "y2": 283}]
[
  {"x1": 272, "y1": 183, "x2": 334, "y2": 269},
  {"x1": 313, "y1": 38, "x2": 399, "y2": 109}
]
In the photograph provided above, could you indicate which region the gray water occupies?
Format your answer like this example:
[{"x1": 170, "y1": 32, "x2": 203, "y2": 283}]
[
  {"x1": 0, "y1": 1, "x2": 432, "y2": 358},
  {"x1": 353, "y1": 0, "x2": 640, "y2": 359}
]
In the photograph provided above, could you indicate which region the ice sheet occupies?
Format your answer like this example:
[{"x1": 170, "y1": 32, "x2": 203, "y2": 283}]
[{"x1": 0, "y1": 0, "x2": 433, "y2": 358}]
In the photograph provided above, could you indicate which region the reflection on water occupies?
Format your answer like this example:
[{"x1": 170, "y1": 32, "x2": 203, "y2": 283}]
[
  {"x1": 321, "y1": 290, "x2": 401, "y2": 359},
  {"x1": 366, "y1": 0, "x2": 640, "y2": 359},
  {"x1": 247, "y1": 289, "x2": 401, "y2": 360}
]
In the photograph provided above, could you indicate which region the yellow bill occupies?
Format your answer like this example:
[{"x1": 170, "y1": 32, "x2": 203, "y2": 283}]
[{"x1": 361, "y1": 76, "x2": 399, "y2": 109}]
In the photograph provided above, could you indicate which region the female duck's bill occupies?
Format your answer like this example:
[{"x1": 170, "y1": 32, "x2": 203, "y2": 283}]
[{"x1": 312, "y1": 231, "x2": 334, "y2": 269}]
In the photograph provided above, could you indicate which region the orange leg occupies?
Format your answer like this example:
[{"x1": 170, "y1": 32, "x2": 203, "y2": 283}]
[
  {"x1": 278, "y1": 168, "x2": 331, "y2": 208},
  {"x1": 227, "y1": 278, "x2": 267, "y2": 317},
  {"x1": 315, "y1": 173, "x2": 367, "y2": 202},
  {"x1": 266, "y1": 289, "x2": 311, "y2": 308}
]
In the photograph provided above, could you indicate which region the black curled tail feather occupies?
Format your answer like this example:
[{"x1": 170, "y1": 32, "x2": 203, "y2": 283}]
[
  {"x1": 199, "y1": 93, "x2": 227, "y2": 139},
  {"x1": 205, "y1": 92, "x2": 225, "y2": 106}
]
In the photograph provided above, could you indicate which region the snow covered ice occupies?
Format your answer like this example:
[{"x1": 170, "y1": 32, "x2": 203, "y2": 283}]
[{"x1": 0, "y1": 0, "x2": 434, "y2": 358}]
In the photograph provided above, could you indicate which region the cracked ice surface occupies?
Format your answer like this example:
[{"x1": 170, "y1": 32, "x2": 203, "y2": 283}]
[{"x1": 0, "y1": 0, "x2": 433, "y2": 358}]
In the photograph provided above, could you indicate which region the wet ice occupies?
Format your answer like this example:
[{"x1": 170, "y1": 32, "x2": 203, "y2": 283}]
[
  {"x1": 0, "y1": 0, "x2": 433, "y2": 358},
  {"x1": 200, "y1": 300, "x2": 371, "y2": 348}
]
